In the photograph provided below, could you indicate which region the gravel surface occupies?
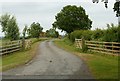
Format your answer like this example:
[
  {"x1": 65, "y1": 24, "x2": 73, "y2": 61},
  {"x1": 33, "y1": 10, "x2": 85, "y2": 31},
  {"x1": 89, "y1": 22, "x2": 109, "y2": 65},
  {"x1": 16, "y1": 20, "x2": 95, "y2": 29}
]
[{"x1": 2, "y1": 40, "x2": 94, "y2": 79}]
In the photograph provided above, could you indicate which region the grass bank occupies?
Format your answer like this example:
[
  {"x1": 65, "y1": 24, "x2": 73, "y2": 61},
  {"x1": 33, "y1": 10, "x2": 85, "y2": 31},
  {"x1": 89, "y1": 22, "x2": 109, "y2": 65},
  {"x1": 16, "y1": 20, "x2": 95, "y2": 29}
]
[
  {"x1": 0, "y1": 38, "x2": 47, "y2": 71},
  {"x1": 54, "y1": 38, "x2": 119, "y2": 79}
]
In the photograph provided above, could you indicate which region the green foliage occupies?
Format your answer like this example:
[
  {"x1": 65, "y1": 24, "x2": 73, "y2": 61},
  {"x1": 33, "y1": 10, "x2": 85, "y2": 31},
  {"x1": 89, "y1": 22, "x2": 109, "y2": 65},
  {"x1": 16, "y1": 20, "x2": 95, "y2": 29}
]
[
  {"x1": 118, "y1": 26, "x2": 120, "y2": 42},
  {"x1": 93, "y1": 0, "x2": 119, "y2": 17},
  {"x1": 0, "y1": 14, "x2": 20, "y2": 40},
  {"x1": 70, "y1": 30, "x2": 92, "y2": 42},
  {"x1": 103, "y1": 26, "x2": 119, "y2": 42},
  {"x1": 0, "y1": 14, "x2": 10, "y2": 34},
  {"x1": 6, "y1": 17, "x2": 19, "y2": 40},
  {"x1": 46, "y1": 28, "x2": 59, "y2": 38},
  {"x1": 113, "y1": 1, "x2": 120, "y2": 17},
  {"x1": 82, "y1": 45, "x2": 88, "y2": 52},
  {"x1": 70, "y1": 24, "x2": 120, "y2": 42},
  {"x1": 91, "y1": 28, "x2": 104, "y2": 41},
  {"x1": 28, "y1": 22, "x2": 43, "y2": 38},
  {"x1": 53, "y1": 5, "x2": 92, "y2": 34}
]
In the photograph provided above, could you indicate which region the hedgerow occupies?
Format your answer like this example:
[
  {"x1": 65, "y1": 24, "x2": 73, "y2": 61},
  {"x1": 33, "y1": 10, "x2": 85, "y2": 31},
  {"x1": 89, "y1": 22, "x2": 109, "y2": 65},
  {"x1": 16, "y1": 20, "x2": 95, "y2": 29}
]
[{"x1": 69, "y1": 25, "x2": 120, "y2": 42}]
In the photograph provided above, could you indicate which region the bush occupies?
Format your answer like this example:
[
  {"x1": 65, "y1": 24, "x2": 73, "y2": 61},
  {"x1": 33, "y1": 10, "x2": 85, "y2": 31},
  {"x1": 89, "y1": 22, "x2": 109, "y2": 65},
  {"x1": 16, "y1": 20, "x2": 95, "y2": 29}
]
[
  {"x1": 82, "y1": 30, "x2": 92, "y2": 40},
  {"x1": 70, "y1": 30, "x2": 83, "y2": 42},
  {"x1": 91, "y1": 28, "x2": 105, "y2": 41},
  {"x1": 103, "y1": 26, "x2": 119, "y2": 42},
  {"x1": 118, "y1": 26, "x2": 120, "y2": 42},
  {"x1": 70, "y1": 30, "x2": 92, "y2": 42},
  {"x1": 69, "y1": 25, "x2": 120, "y2": 42}
]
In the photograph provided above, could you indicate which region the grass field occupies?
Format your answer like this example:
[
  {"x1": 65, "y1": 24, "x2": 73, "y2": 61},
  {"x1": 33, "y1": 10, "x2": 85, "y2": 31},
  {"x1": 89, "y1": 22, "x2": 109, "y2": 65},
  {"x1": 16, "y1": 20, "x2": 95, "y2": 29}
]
[
  {"x1": 54, "y1": 38, "x2": 119, "y2": 79},
  {"x1": 0, "y1": 38, "x2": 47, "y2": 71}
]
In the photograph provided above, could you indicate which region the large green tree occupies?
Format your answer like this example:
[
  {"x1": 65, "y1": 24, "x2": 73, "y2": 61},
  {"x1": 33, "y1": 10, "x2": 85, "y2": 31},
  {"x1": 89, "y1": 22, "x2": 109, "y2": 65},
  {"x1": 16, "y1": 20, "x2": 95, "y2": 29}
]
[
  {"x1": 28, "y1": 22, "x2": 43, "y2": 38},
  {"x1": 0, "y1": 14, "x2": 20, "y2": 40},
  {"x1": 0, "y1": 14, "x2": 10, "y2": 36},
  {"x1": 53, "y1": 5, "x2": 92, "y2": 34}
]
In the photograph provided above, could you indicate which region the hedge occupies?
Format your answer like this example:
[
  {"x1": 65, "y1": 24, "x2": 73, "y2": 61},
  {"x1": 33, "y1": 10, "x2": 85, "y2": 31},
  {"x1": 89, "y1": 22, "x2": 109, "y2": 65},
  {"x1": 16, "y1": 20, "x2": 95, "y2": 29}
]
[{"x1": 69, "y1": 26, "x2": 120, "y2": 42}]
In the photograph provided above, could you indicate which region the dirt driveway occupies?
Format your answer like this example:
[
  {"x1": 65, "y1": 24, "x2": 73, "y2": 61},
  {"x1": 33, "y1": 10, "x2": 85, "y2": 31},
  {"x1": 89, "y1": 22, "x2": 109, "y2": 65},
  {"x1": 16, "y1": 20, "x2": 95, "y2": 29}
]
[{"x1": 2, "y1": 40, "x2": 93, "y2": 79}]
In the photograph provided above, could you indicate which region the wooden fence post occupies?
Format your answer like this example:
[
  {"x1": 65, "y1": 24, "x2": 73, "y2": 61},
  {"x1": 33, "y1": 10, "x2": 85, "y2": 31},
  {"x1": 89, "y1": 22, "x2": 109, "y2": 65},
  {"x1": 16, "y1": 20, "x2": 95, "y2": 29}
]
[
  {"x1": 18, "y1": 40, "x2": 21, "y2": 48},
  {"x1": 81, "y1": 36, "x2": 87, "y2": 52},
  {"x1": 81, "y1": 37, "x2": 84, "y2": 49},
  {"x1": 112, "y1": 42, "x2": 113, "y2": 54},
  {"x1": 75, "y1": 38, "x2": 77, "y2": 48},
  {"x1": 22, "y1": 38, "x2": 25, "y2": 49}
]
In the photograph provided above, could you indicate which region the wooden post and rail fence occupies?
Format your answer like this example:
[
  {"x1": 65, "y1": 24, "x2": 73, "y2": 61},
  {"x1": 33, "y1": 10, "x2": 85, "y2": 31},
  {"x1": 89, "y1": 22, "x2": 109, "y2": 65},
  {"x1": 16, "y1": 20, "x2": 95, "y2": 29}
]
[
  {"x1": 0, "y1": 39, "x2": 32, "y2": 56},
  {"x1": 75, "y1": 38, "x2": 120, "y2": 55}
]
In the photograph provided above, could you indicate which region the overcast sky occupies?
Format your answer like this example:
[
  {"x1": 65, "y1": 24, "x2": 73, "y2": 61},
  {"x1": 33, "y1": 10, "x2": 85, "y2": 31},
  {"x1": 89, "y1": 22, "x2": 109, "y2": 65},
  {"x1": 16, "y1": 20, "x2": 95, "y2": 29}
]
[{"x1": 0, "y1": 0, "x2": 118, "y2": 36}]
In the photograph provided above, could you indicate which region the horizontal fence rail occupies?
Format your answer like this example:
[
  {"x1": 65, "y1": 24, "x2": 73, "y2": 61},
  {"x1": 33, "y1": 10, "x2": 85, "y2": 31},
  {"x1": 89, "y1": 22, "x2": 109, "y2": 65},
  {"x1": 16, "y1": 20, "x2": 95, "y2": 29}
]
[
  {"x1": 0, "y1": 40, "x2": 22, "y2": 55},
  {"x1": 75, "y1": 39, "x2": 120, "y2": 55}
]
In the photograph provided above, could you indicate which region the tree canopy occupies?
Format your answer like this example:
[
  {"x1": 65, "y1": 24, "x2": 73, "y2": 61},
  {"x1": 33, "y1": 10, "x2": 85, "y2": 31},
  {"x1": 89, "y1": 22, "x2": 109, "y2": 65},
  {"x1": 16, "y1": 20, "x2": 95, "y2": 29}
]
[
  {"x1": 28, "y1": 22, "x2": 43, "y2": 38},
  {"x1": 0, "y1": 14, "x2": 20, "y2": 40},
  {"x1": 0, "y1": 14, "x2": 10, "y2": 34},
  {"x1": 53, "y1": 5, "x2": 92, "y2": 34},
  {"x1": 93, "y1": 0, "x2": 120, "y2": 17},
  {"x1": 92, "y1": 0, "x2": 120, "y2": 26},
  {"x1": 113, "y1": 1, "x2": 120, "y2": 17}
]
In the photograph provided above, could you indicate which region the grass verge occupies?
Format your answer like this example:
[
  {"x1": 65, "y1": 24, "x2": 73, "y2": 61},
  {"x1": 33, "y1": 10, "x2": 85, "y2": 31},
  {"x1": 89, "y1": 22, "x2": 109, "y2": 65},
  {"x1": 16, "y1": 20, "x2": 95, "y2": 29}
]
[
  {"x1": 0, "y1": 39, "x2": 45, "y2": 71},
  {"x1": 54, "y1": 38, "x2": 119, "y2": 79}
]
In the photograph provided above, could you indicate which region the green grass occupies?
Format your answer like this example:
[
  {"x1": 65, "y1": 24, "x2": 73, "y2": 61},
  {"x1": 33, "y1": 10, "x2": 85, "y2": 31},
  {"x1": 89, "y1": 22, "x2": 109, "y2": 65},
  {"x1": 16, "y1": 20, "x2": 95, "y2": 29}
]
[
  {"x1": 54, "y1": 38, "x2": 119, "y2": 79},
  {"x1": 0, "y1": 38, "x2": 47, "y2": 71}
]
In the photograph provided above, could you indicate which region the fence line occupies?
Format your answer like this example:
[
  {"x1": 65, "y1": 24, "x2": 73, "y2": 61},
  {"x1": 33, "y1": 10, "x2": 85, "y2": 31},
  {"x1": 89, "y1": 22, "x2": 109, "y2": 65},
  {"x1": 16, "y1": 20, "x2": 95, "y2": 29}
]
[
  {"x1": 0, "y1": 39, "x2": 33, "y2": 56},
  {"x1": 0, "y1": 40, "x2": 22, "y2": 55},
  {"x1": 75, "y1": 38, "x2": 120, "y2": 55}
]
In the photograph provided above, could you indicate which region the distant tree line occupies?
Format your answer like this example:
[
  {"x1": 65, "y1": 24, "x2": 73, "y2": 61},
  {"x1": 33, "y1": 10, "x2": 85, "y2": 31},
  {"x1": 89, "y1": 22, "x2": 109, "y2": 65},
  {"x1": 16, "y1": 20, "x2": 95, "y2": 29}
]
[
  {"x1": 1, "y1": 3, "x2": 118, "y2": 41},
  {"x1": 0, "y1": 14, "x2": 44, "y2": 40},
  {"x1": 0, "y1": 14, "x2": 59, "y2": 40},
  {"x1": 46, "y1": 28, "x2": 59, "y2": 38}
]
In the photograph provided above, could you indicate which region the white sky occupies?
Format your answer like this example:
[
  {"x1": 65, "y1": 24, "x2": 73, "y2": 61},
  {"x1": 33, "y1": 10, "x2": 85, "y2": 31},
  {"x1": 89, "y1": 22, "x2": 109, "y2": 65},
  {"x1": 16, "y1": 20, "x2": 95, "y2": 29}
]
[{"x1": 0, "y1": 0, "x2": 118, "y2": 36}]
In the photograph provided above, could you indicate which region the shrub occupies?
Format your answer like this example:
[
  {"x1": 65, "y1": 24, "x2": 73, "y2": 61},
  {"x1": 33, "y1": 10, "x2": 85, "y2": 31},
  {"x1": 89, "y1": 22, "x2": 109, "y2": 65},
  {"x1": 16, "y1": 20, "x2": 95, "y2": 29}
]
[
  {"x1": 91, "y1": 28, "x2": 105, "y2": 41},
  {"x1": 70, "y1": 30, "x2": 92, "y2": 42},
  {"x1": 69, "y1": 25, "x2": 120, "y2": 43},
  {"x1": 70, "y1": 30, "x2": 83, "y2": 42},
  {"x1": 103, "y1": 26, "x2": 119, "y2": 42},
  {"x1": 117, "y1": 26, "x2": 120, "y2": 42}
]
